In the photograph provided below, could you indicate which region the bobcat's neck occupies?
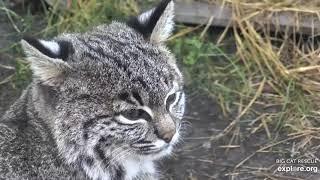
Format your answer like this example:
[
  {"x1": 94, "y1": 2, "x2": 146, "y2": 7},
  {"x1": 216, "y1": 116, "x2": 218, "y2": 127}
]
[
  {"x1": 81, "y1": 157, "x2": 157, "y2": 180},
  {"x1": 0, "y1": 84, "x2": 51, "y2": 131},
  {"x1": 121, "y1": 158, "x2": 157, "y2": 180},
  {"x1": 30, "y1": 82, "x2": 59, "y2": 130}
]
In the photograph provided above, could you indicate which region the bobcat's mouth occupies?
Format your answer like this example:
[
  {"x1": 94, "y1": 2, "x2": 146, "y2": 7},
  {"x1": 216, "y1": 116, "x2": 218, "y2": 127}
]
[
  {"x1": 131, "y1": 130, "x2": 180, "y2": 156},
  {"x1": 131, "y1": 140, "x2": 171, "y2": 155}
]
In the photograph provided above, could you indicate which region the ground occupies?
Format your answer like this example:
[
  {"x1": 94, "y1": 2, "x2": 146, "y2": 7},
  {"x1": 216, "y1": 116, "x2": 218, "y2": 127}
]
[
  {"x1": 162, "y1": 91, "x2": 320, "y2": 180},
  {"x1": 1, "y1": 1, "x2": 320, "y2": 180}
]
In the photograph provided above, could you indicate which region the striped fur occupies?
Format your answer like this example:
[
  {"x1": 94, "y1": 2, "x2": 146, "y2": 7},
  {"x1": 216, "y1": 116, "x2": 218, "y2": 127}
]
[{"x1": 0, "y1": 0, "x2": 185, "y2": 180}]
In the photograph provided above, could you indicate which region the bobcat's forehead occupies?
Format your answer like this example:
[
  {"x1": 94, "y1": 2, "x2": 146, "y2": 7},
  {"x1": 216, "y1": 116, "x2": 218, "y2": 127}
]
[{"x1": 59, "y1": 23, "x2": 181, "y2": 102}]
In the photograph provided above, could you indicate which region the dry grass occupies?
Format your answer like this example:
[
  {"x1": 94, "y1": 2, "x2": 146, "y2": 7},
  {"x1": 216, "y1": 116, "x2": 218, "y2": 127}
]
[
  {"x1": 169, "y1": 2, "x2": 320, "y2": 177},
  {"x1": 232, "y1": 0, "x2": 319, "y2": 133},
  {"x1": 169, "y1": 0, "x2": 320, "y2": 178},
  {"x1": 201, "y1": 0, "x2": 320, "y2": 178},
  {"x1": 178, "y1": 0, "x2": 320, "y2": 137}
]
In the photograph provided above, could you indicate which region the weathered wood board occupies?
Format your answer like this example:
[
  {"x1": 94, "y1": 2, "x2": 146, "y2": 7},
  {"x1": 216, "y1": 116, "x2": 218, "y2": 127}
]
[{"x1": 175, "y1": 1, "x2": 320, "y2": 35}]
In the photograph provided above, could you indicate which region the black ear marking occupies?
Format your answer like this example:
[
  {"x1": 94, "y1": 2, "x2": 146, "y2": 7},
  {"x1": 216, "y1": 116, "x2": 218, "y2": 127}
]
[
  {"x1": 57, "y1": 40, "x2": 74, "y2": 60},
  {"x1": 127, "y1": 0, "x2": 172, "y2": 38},
  {"x1": 23, "y1": 36, "x2": 57, "y2": 59},
  {"x1": 22, "y1": 36, "x2": 73, "y2": 61}
]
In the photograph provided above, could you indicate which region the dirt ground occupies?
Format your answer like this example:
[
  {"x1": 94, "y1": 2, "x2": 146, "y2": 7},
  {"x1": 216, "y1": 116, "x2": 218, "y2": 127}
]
[
  {"x1": 162, "y1": 91, "x2": 320, "y2": 180},
  {"x1": 0, "y1": 4, "x2": 320, "y2": 180}
]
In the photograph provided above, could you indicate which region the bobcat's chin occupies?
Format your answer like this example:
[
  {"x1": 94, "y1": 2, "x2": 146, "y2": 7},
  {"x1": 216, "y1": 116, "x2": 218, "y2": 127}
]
[
  {"x1": 133, "y1": 145, "x2": 173, "y2": 161},
  {"x1": 133, "y1": 131, "x2": 180, "y2": 160}
]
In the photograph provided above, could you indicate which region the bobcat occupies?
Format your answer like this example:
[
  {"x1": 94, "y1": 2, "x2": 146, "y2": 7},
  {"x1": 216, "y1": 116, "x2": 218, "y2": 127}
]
[{"x1": 0, "y1": 0, "x2": 185, "y2": 179}]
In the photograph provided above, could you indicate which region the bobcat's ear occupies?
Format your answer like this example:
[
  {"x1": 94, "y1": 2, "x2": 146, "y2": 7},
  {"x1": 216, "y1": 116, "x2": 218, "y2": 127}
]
[
  {"x1": 21, "y1": 37, "x2": 73, "y2": 86},
  {"x1": 127, "y1": 0, "x2": 174, "y2": 43}
]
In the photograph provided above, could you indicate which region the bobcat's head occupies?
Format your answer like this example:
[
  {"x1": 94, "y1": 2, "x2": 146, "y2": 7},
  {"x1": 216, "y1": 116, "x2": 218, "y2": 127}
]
[{"x1": 21, "y1": 0, "x2": 185, "y2": 171}]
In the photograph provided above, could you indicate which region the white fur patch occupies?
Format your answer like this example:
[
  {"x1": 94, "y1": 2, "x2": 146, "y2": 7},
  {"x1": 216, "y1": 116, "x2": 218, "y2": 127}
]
[
  {"x1": 115, "y1": 115, "x2": 146, "y2": 125},
  {"x1": 39, "y1": 40, "x2": 60, "y2": 55},
  {"x1": 177, "y1": 92, "x2": 186, "y2": 119},
  {"x1": 154, "y1": 139, "x2": 166, "y2": 149},
  {"x1": 140, "y1": 106, "x2": 154, "y2": 119},
  {"x1": 138, "y1": 8, "x2": 155, "y2": 24},
  {"x1": 169, "y1": 91, "x2": 181, "y2": 113},
  {"x1": 123, "y1": 158, "x2": 155, "y2": 180},
  {"x1": 82, "y1": 163, "x2": 110, "y2": 180},
  {"x1": 171, "y1": 130, "x2": 180, "y2": 146}
]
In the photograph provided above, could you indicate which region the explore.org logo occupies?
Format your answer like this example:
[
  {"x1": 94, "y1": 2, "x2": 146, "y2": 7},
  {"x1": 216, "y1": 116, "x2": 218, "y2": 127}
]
[
  {"x1": 275, "y1": 158, "x2": 319, "y2": 173},
  {"x1": 277, "y1": 165, "x2": 318, "y2": 173}
]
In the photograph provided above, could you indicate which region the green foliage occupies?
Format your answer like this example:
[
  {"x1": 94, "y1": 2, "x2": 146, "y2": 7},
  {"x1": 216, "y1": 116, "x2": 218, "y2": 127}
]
[
  {"x1": 40, "y1": 0, "x2": 139, "y2": 36},
  {"x1": 12, "y1": 60, "x2": 32, "y2": 89},
  {"x1": 169, "y1": 33, "x2": 248, "y2": 108},
  {"x1": 171, "y1": 36, "x2": 221, "y2": 65}
]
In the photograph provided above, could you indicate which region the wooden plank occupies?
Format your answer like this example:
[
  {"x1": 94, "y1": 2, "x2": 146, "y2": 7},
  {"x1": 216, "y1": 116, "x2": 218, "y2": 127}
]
[
  {"x1": 174, "y1": 1, "x2": 320, "y2": 35},
  {"x1": 175, "y1": 1, "x2": 232, "y2": 27}
]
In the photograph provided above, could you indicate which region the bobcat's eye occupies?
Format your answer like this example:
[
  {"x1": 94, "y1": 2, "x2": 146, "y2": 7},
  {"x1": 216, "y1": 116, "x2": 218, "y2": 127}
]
[
  {"x1": 121, "y1": 109, "x2": 152, "y2": 121},
  {"x1": 166, "y1": 92, "x2": 177, "y2": 111}
]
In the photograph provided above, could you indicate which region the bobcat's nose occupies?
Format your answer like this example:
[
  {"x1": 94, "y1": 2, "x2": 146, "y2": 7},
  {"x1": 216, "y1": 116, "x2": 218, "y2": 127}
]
[
  {"x1": 154, "y1": 128, "x2": 175, "y2": 143},
  {"x1": 154, "y1": 115, "x2": 176, "y2": 143}
]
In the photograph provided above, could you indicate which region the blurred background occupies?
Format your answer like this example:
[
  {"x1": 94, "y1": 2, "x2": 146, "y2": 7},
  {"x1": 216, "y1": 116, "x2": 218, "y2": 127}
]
[{"x1": 0, "y1": 0, "x2": 320, "y2": 179}]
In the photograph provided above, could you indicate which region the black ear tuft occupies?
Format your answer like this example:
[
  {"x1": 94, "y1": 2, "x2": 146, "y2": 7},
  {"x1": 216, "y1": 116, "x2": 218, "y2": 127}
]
[
  {"x1": 127, "y1": 0, "x2": 172, "y2": 38},
  {"x1": 22, "y1": 36, "x2": 73, "y2": 61}
]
